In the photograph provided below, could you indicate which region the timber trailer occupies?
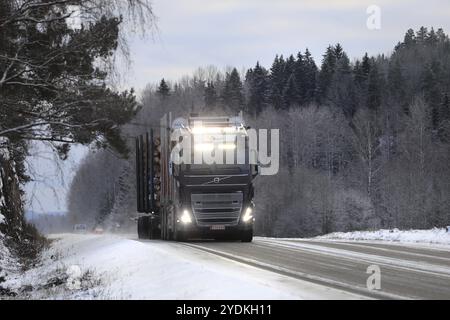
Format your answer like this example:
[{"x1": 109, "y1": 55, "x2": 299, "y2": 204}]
[{"x1": 135, "y1": 113, "x2": 258, "y2": 242}]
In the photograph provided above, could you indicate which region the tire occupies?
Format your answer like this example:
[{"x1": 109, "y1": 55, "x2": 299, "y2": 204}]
[
  {"x1": 137, "y1": 216, "x2": 149, "y2": 239},
  {"x1": 149, "y1": 216, "x2": 161, "y2": 239},
  {"x1": 174, "y1": 224, "x2": 187, "y2": 242},
  {"x1": 241, "y1": 229, "x2": 253, "y2": 242}
]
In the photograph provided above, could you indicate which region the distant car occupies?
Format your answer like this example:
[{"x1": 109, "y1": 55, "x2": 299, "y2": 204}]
[
  {"x1": 93, "y1": 226, "x2": 104, "y2": 234},
  {"x1": 73, "y1": 224, "x2": 87, "y2": 233}
]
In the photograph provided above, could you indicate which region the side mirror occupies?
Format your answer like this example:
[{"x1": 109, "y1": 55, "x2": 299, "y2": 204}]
[
  {"x1": 249, "y1": 149, "x2": 258, "y2": 178},
  {"x1": 252, "y1": 164, "x2": 258, "y2": 178}
]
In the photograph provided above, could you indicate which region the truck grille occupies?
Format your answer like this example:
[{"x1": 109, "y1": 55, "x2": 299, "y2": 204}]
[{"x1": 191, "y1": 192, "x2": 243, "y2": 226}]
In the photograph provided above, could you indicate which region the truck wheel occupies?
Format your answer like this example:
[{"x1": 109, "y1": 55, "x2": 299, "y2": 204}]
[
  {"x1": 137, "y1": 216, "x2": 149, "y2": 239},
  {"x1": 149, "y1": 216, "x2": 161, "y2": 239},
  {"x1": 174, "y1": 225, "x2": 186, "y2": 242},
  {"x1": 241, "y1": 229, "x2": 253, "y2": 242}
]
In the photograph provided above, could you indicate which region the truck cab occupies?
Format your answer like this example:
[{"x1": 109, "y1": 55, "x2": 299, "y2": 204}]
[{"x1": 136, "y1": 113, "x2": 258, "y2": 242}]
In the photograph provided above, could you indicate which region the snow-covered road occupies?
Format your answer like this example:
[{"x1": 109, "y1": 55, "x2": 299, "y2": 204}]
[
  {"x1": 3, "y1": 232, "x2": 450, "y2": 299},
  {"x1": 191, "y1": 237, "x2": 450, "y2": 299},
  {"x1": 2, "y1": 233, "x2": 362, "y2": 299}
]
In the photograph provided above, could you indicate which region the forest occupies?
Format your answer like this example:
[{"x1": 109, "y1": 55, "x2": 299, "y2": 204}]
[
  {"x1": 0, "y1": 0, "x2": 153, "y2": 259},
  {"x1": 67, "y1": 26, "x2": 450, "y2": 237}
]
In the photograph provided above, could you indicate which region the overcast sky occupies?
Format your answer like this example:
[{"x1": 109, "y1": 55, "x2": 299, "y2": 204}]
[
  {"x1": 123, "y1": 0, "x2": 450, "y2": 94},
  {"x1": 27, "y1": 0, "x2": 450, "y2": 213}
]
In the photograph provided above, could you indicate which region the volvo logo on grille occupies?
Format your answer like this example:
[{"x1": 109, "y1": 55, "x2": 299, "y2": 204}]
[{"x1": 202, "y1": 176, "x2": 233, "y2": 186}]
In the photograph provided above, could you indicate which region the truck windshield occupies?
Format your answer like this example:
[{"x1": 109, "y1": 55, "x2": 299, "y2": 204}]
[{"x1": 189, "y1": 131, "x2": 250, "y2": 166}]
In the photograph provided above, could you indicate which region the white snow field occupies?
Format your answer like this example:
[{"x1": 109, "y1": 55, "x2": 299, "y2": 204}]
[
  {"x1": 0, "y1": 231, "x2": 21, "y2": 285},
  {"x1": 314, "y1": 228, "x2": 450, "y2": 245},
  {"x1": 2, "y1": 233, "x2": 363, "y2": 299}
]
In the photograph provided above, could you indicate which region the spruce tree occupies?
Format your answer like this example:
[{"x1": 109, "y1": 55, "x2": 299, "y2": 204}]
[
  {"x1": 436, "y1": 28, "x2": 447, "y2": 42},
  {"x1": 403, "y1": 29, "x2": 416, "y2": 47},
  {"x1": 441, "y1": 93, "x2": 450, "y2": 122},
  {"x1": 283, "y1": 74, "x2": 299, "y2": 108},
  {"x1": 294, "y1": 51, "x2": 306, "y2": 104},
  {"x1": 328, "y1": 52, "x2": 357, "y2": 117},
  {"x1": 439, "y1": 93, "x2": 450, "y2": 142},
  {"x1": 204, "y1": 81, "x2": 217, "y2": 107},
  {"x1": 246, "y1": 62, "x2": 270, "y2": 116},
  {"x1": 222, "y1": 68, "x2": 244, "y2": 112},
  {"x1": 318, "y1": 45, "x2": 337, "y2": 103},
  {"x1": 416, "y1": 26, "x2": 428, "y2": 43},
  {"x1": 387, "y1": 59, "x2": 407, "y2": 114},
  {"x1": 367, "y1": 62, "x2": 382, "y2": 111},
  {"x1": 269, "y1": 55, "x2": 287, "y2": 109},
  {"x1": 334, "y1": 43, "x2": 344, "y2": 60},
  {"x1": 302, "y1": 48, "x2": 318, "y2": 104},
  {"x1": 427, "y1": 27, "x2": 438, "y2": 46},
  {"x1": 422, "y1": 61, "x2": 442, "y2": 129},
  {"x1": 284, "y1": 55, "x2": 296, "y2": 82},
  {"x1": 355, "y1": 53, "x2": 371, "y2": 85},
  {"x1": 157, "y1": 79, "x2": 171, "y2": 99}
]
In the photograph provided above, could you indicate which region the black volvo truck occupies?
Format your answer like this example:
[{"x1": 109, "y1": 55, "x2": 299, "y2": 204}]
[{"x1": 135, "y1": 113, "x2": 258, "y2": 242}]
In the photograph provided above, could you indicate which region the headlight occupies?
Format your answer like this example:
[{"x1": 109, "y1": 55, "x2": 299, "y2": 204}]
[
  {"x1": 180, "y1": 209, "x2": 192, "y2": 224},
  {"x1": 191, "y1": 127, "x2": 239, "y2": 134},
  {"x1": 194, "y1": 143, "x2": 214, "y2": 151},
  {"x1": 242, "y1": 207, "x2": 254, "y2": 223},
  {"x1": 218, "y1": 143, "x2": 236, "y2": 150}
]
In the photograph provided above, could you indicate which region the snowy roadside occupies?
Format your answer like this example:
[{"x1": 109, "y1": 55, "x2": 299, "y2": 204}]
[
  {"x1": 1, "y1": 233, "x2": 363, "y2": 300},
  {"x1": 0, "y1": 229, "x2": 22, "y2": 297},
  {"x1": 314, "y1": 228, "x2": 450, "y2": 246}
]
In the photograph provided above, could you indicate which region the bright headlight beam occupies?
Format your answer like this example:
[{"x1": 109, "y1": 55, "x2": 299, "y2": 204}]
[
  {"x1": 194, "y1": 143, "x2": 214, "y2": 151},
  {"x1": 242, "y1": 207, "x2": 253, "y2": 222},
  {"x1": 218, "y1": 143, "x2": 236, "y2": 150},
  {"x1": 191, "y1": 127, "x2": 239, "y2": 134},
  {"x1": 180, "y1": 209, "x2": 192, "y2": 224}
]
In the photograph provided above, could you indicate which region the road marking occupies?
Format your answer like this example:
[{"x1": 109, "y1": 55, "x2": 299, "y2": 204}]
[
  {"x1": 255, "y1": 239, "x2": 450, "y2": 278},
  {"x1": 182, "y1": 242, "x2": 411, "y2": 300},
  {"x1": 291, "y1": 240, "x2": 450, "y2": 261}
]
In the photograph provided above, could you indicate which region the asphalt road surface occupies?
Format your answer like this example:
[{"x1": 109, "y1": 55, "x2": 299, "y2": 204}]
[{"x1": 181, "y1": 237, "x2": 450, "y2": 299}]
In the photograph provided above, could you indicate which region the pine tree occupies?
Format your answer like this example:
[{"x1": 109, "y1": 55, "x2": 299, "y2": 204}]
[
  {"x1": 403, "y1": 28, "x2": 416, "y2": 47},
  {"x1": 336, "y1": 52, "x2": 351, "y2": 73},
  {"x1": 427, "y1": 27, "x2": 438, "y2": 46},
  {"x1": 246, "y1": 62, "x2": 270, "y2": 116},
  {"x1": 416, "y1": 26, "x2": 428, "y2": 43},
  {"x1": 436, "y1": 28, "x2": 447, "y2": 43},
  {"x1": 439, "y1": 93, "x2": 450, "y2": 142},
  {"x1": 422, "y1": 61, "x2": 442, "y2": 129},
  {"x1": 284, "y1": 55, "x2": 296, "y2": 81},
  {"x1": 222, "y1": 68, "x2": 244, "y2": 111},
  {"x1": 318, "y1": 45, "x2": 337, "y2": 103},
  {"x1": 269, "y1": 55, "x2": 287, "y2": 109},
  {"x1": 302, "y1": 48, "x2": 318, "y2": 104},
  {"x1": 441, "y1": 93, "x2": 450, "y2": 121},
  {"x1": 367, "y1": 62, "x2": 382, "y2": 111},
  {"x1": 0, "y1": 0, "x2": 150, "y2": 250},
  {"x1": 334, "y1": 43, "x2": 344, "y2": 60},
  {"x1": 354, "y1": 53, "x2": 371, "y2": 85},
  {"x1": 294, "y1": 51, "x2": 306, "y2": 104},
  {"x1": 204, "y1": 81, "x2": 217, "y2": 107},
  {"x1": 388, "y1": 59, "x2": 407, "y2": 114},
  {"x1": 157, "y1": 79, "x2": 170, "y2": 99},
  {"x1": 283, "y1": 74, "x2": 299, "y2": 108},
  {"x1": 327, "y1": 52, "x2": 356, "y2": 117}
]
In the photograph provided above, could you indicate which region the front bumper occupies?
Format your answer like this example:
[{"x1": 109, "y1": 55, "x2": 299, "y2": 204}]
[{"x1": 177, "y1": 220, "x2": 253, "y2": 238}]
